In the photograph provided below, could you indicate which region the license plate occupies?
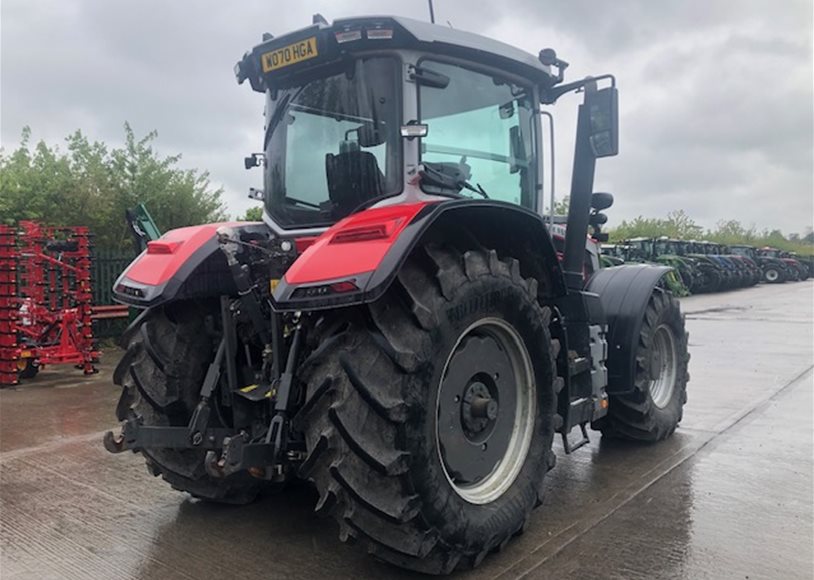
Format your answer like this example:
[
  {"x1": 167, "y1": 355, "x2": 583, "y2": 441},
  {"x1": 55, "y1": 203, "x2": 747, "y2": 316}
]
[{"x1": 261, "y1": 37, "x2": 318, "y2": 73}]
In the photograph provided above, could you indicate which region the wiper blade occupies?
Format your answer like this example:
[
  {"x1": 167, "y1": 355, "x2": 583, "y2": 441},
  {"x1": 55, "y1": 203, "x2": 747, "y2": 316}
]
[
  {"x1": 460, "y1": 181, "x2": 489, "y2": 199},
  {"x1": 419, "y1": 163, "x2": 489, "y2": 199},
  {"x1": 285, "y1": 196, "x2": 320, "y2": 209}
]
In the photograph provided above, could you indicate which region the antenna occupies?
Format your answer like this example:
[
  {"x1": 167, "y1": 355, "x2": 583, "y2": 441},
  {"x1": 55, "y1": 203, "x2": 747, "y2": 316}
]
[{"x1": 428, "y1": 0, "x2": 436, "y2": 23}]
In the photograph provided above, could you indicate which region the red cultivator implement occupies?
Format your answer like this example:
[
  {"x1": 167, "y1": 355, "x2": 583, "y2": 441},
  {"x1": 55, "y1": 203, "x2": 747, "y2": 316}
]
[{"x1": 0, "y1": 221, "x2": 98, "y2": 386}]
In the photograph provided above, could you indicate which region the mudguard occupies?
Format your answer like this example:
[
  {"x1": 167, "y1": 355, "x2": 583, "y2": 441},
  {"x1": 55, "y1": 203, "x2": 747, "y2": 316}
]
[
  {"x1": 272, "y1": 199, "x2": 568, "y2": 311},
  {"x1": 113, "y1": 222, "x2": 268, "y2": 307},
  {"x1": 585, "y1": 263, "x2": 672, "y2": 395}
]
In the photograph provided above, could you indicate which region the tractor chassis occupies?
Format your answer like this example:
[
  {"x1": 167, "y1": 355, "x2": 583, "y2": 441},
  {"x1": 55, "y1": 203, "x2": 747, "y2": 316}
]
[{"x1": 104, "y1": 288, "x2": 305, "y2": 481}]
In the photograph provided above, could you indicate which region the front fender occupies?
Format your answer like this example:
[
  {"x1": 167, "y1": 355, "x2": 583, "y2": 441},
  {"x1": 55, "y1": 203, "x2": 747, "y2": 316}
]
[{"x1": 586, "y1": 264, "x2": 673, "y2": 394}]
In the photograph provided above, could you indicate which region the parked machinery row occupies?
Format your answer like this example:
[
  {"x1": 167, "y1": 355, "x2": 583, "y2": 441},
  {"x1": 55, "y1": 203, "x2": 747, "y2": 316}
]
[{"x1": 601, "y1": 237, "x2": 811, "y2": 295}]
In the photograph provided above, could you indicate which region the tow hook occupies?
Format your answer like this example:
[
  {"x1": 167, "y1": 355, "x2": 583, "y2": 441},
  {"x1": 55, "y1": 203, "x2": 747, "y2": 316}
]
[{"x1": 103, "y1": 429, "x2": 127, "y2": 454}]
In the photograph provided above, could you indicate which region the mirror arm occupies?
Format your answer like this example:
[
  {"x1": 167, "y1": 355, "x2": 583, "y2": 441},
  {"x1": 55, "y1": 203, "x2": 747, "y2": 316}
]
[{"x1": 542, "y1": 74, "x2": 615, "y2": 104}]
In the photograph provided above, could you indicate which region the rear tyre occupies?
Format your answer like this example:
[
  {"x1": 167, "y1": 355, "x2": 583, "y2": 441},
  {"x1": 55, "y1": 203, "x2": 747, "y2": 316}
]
[
  {"x1": 699, "y1": 267, "x2": 721, "y2": 293},
  {"x1": 763, "y1": 267, "x2": 783, "y2": 284},
  {"x1": 113, "y1": 303, "x2": 261, "y2": 504},
  {"x1": 296, "y1": 245, "x2": 557, "y2": 574},
  {"x1": 602, "y1": 288, "x2": 689, "y2": 442}
]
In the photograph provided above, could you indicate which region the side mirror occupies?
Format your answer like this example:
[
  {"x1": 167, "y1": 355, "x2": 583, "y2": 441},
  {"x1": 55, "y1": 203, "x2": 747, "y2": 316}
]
[
  {"x1": 357, "y1": 122, "x2": 386, "y2": 148},
  {"x1": 591, "y1": 192, "x2": 614, "y2": 210},
  {"x1": 589, "y1": 212, "x2": 608, "y2": 227},
  {"x1": 585, "y1": 86, "x2": 618, "y2": 158}
]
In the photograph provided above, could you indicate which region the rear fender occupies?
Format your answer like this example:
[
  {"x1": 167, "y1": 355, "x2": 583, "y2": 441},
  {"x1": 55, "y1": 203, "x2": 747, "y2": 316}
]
[
  {"x1": 585, "y1": 264, "x2": 673, "y2": 395},
  {"x1": 272, "y1": 199, "x2": 567, "y2": 311},
  {"x1": 113, "y1": 222, "x2": 268, "y2": 307}
]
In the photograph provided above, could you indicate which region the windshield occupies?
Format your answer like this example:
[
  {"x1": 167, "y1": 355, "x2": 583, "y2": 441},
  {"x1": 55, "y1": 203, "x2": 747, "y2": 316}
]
[
  {"x1": 631, "y1": 240, "x2": 651, "y2": 255},
  {"x1": 655, "y1": 241, "x2": 674, "y2": 255},
  {"x1": 730, "y1": 247, "x2": 752, "y2": 258},
  {"x1": 264, "y1": 57, "x2": 401, "y2": 229},
  {"x1": 418, "y1": 60, "x2": 537, "y2": 208}
]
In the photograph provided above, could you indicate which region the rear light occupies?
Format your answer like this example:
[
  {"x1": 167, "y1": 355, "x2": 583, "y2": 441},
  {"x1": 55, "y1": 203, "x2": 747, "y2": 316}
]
[
  {"x1": 335, "y1": 29, "x2": 362, "y2": 43},
  {"x1": 115, "y1": 284, "x2": 145, "y2": 298},
  {"x1": 291, "y1": 279, "x2": 359, "y2": 299},
  {"x1": 366, "y1": 28, "x2": 394, "y2": 40},
  {"x1": 331, "y1": 219, "x2": 402, "y2": 244},
  {"x1": 330, "y1": 281, "x2": 358, "y2": 293}
]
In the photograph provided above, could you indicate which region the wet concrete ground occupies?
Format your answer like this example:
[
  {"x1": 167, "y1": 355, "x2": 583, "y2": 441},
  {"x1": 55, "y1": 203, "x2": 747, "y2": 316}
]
[{"x1": 1, "y1": 281, "x2": 812, "y2": 579}]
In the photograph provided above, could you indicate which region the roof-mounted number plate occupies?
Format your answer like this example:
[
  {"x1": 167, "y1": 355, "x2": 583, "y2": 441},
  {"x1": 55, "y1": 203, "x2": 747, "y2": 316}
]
[{"x1": 261, "y1": 37, "x2": 318, "y2": 72}]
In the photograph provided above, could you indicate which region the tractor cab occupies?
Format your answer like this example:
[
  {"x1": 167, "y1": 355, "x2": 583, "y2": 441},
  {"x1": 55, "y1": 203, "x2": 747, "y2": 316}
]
[
  {"x1": 729, "y1": 244, "x2": 756, "y2": 259},
  {"x1": 235, "y1": 16, "x2": 554, "y2": 232},
  {"x1": 653, "y1": 237, "x2": 683, "y2": 257},
  {"x1": 235, "y1": 15, "x2": 618, "y2": 278}
]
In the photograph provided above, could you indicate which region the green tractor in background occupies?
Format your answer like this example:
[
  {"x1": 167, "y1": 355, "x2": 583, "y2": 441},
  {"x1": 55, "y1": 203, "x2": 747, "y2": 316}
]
[
  {"x1": 620, "y1": 238, "x2": 694, "y2": 295},
  {"x1": 599, "y1": 243, "x2": 629, "y2": 267},
  {"x1": 680, "y1": 240, "x2": 730, "y2": 292},
  {"x1": 604, "y1": 239, "x2": 690, "y2": 296}
]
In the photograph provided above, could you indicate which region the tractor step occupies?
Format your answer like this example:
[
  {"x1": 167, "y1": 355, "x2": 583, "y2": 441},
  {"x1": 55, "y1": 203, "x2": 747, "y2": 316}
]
[
  {"x1": 561, "y1": 423, "x2": 590, "y2": 454},
  {"x1": 235, "y1": 382, "x2": 275, "y2": 401}
]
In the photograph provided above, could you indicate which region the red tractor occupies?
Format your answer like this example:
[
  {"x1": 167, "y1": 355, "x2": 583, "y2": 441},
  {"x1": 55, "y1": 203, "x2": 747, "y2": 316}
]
[{"x1": 105, "y1": 16, "x2": 689, "y2": 574}]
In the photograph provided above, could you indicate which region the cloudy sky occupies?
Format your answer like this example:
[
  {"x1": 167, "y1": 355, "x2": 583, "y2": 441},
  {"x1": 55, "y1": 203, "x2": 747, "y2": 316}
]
[{"x1": 2, "y1": 0, "x2": 812, "y2": 233}]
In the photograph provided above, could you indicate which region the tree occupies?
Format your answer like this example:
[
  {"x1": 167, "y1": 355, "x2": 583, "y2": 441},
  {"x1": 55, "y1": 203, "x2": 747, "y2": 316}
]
[
  {"x1": 239, "y1": 206, "x2": 263, "y2": 221},
  {"x1": 659, "y1": 210, "x2": 702, "y2": 239},
  {"x1": 546, "y1": 195, "x2": 570, "y2": 216},
  {"x1": 0, "y1": 124, "x2": 227, "y2": 251}
]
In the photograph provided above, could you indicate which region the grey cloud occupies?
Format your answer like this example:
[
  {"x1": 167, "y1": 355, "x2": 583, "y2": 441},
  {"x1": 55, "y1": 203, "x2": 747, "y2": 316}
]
[{"x1": 2, "y1": 0, "x2": 811, "y2": 232}]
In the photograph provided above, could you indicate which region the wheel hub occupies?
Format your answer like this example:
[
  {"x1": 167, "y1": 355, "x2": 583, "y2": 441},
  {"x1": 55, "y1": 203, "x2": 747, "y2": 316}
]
[
  {"x1": 436, "y1": 318, "x2": 536, "y2": 505},
  {"x1": 461, "y1": 381, "x2": 499, "y2": 434},
  {"x1": 649, "y1": 323, "x2": 678, "y2": 409}
]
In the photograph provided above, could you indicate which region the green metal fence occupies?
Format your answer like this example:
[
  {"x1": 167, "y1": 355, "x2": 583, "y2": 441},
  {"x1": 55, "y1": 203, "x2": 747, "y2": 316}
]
[
  {"x1": 93, "y1": 248, "x2": 132, "y2": 305},
  {"x1": 92, "y1": 248, "x2": 133, "y2": 339}
]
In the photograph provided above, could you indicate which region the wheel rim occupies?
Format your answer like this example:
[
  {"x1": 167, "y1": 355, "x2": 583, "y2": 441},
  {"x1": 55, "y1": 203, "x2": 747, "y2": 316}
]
[
  {"x1": 649, "y1": 324, "x2": 678, "y2": 409},
  {"x1": 766, "y1": 269, "x2": 778, "y2": 282},
  {"x1": 435, "y1": 318, "x2": 536, "y2": 505}
]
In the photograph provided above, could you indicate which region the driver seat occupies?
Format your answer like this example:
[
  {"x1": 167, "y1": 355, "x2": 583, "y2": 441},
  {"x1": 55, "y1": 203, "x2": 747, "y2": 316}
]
[{"x1": 325, "y1": 145, "x2": 384, "y2": 218}]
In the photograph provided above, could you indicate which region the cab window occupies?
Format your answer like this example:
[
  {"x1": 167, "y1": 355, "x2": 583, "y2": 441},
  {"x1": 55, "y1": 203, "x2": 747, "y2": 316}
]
[{"x1": 418, "y1": 60, "x2": 537, "y2": 209}]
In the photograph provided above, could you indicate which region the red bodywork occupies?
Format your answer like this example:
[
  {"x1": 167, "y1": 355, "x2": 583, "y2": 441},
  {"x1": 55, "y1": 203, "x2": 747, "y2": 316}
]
[
  {"x1": 115, "y1": 204, "x2": 433, "y2": 308},
  {"x1": 284, "y1": 202, "x2": 431, "y2": 285},
  {"x1": 125, "y1": 222, "x2": 245, "y2": 286}
]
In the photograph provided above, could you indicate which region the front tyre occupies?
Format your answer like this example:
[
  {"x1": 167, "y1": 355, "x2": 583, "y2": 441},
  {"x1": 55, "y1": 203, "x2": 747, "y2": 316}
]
[
  {"x1": 296, "y1": 245, "x2": 557, "y2": 574},
  {"x1": 602, "y1": 288, "x2": 689, "y2": 442},
  {"x1": 113, "y1": 303, "x2": 261, "y2": 504}
]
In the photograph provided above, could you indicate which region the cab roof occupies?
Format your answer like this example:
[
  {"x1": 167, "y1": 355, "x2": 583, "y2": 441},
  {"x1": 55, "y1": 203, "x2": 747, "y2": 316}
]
[{"x1": 237, "y1": 15, "x2": 555, "y2": 92}]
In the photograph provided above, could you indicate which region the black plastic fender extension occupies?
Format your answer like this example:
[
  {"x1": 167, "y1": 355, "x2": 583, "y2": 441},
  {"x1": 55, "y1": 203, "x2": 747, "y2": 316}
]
[
  {"x1": 272, "y1": 199, "x2": 569, "y2": 312},
  {"x1": 585, "y1": 264, "x2": 672, "y2": 395}
]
